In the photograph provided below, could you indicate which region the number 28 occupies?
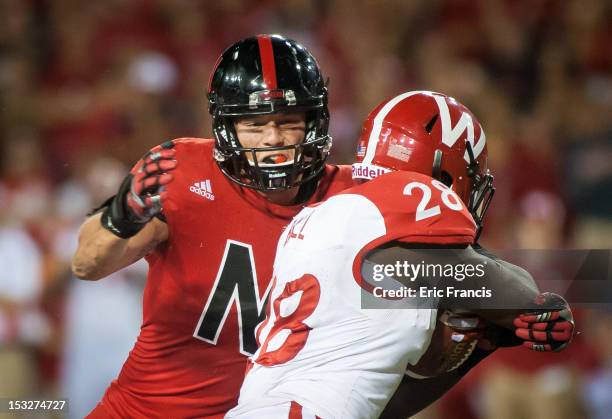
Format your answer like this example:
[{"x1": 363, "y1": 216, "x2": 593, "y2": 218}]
[{"x1": 403, "y1": 179, "x2": 464, "y2": 221}]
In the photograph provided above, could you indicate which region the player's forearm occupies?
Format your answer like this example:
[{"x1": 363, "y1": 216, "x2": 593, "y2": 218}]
[
  {"x1": 469, "y1": 251, "x2": 540, "y2": 329},
  {"x1": 363, "y1": 244, "x2": 541, "y2": 328},
  {"x1": 72, "y1": 142, "x2": 176, "y2": 280},
  {"x1": 72, "y1": 213, "x2": 156, "y2": 280},
  {"x1": 406, "y1": 246, "x2": 541, "y2": 328}
]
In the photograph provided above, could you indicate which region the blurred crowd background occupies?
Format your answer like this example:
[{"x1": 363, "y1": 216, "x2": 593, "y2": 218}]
[{"x1": 1, "y1": 0, "x2": 611, "y2": 418}]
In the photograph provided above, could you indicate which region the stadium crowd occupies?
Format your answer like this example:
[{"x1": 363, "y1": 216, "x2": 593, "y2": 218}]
[{"x1": 0, "y1": 0, "x2": 610, "y2": 418}]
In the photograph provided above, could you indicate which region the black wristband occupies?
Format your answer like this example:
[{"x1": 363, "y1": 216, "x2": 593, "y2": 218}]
[
  {"x1": 483, "y1": 323, "x2": 522, "y2": 348},
  {"x1": 100, "y1": 174, "x2": 147, "y2": 239}
]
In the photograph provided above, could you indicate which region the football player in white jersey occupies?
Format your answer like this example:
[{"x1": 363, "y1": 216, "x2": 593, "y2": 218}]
[{"x1": 226, "y1": 91, "x2": 575, "y2": 419}]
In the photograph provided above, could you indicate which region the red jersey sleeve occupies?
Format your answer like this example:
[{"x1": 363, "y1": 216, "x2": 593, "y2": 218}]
[
  {"x1": 346, "y1": 171, "x2": 477, "y2": 295},
  {"x1": 344, "y1": 170, "x2": 477, "y2": 247}
]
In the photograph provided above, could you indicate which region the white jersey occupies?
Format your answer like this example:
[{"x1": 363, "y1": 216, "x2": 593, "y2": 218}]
[{"x1": 227, "y1": 171, "x2": 477, "y2": 419}]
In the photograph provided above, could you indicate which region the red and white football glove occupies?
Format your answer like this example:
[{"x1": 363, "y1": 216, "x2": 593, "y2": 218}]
[
  {"x1": 101, "y1": 142, "x2": 177, "y2": 238},
  {"x1": 126, "y1": 143, "x2": 177, "y2": 220},
  {"x1": 513, "y1": 292, "x2": 575, "y2": 352}
]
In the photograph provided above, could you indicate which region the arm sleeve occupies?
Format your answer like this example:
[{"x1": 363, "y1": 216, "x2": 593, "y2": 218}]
[{"x1": 361, "y1": 243, "x2": 540, "y2": 328}]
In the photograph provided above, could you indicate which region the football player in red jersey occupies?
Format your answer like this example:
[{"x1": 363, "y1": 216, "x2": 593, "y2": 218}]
[
  {"x1": 71, "y1": 35, "x2": 353, "y2": 418},
  {"x1": 226, "y1": 91, "x2": 575, "y2": 419}
]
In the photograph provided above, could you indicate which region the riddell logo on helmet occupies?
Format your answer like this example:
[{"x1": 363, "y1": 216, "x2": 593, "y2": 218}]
[{"x1": 351, "y1": 163, "x2": 391, "y2": 180}]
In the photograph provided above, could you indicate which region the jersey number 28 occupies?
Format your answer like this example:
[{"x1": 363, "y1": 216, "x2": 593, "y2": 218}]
[{"x1": 403, "y1": 179, "x2": 464, "y2": 221}]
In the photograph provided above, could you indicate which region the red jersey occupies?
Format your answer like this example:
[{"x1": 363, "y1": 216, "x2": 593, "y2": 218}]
[{"x1": 97, "y1": 138, "x2": 353, "y2": 418}]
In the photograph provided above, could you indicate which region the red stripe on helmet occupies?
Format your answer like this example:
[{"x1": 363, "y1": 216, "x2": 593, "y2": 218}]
[
  {"x1": 257, "y1": 35, "x2": 278, "y2": 89},
  {"x1": 207, "y1": 53, "x2": 224, "y2": 94}
]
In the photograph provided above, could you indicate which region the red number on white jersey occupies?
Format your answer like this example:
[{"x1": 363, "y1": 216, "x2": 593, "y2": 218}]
[{"x1": 255, "y1": 274, "x2": 321, "y2": 366}]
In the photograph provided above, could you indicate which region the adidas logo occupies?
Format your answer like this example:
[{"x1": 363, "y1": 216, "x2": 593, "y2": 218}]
[{"x1": 189, "y1": 180, "x2": 215, "y2": 201}]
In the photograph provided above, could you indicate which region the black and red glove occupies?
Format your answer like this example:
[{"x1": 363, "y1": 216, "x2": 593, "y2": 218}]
[
  {"x1": 513, "y1": 292, "x2": 575, "y2": 352},
  {"x1": 101, "y1": 142, "x2": 177, "y2": 238}
]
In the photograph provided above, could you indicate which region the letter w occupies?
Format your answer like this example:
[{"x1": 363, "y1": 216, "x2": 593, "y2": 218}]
[{"x1": 434, "y1": 95, "x2": 486, "y2": 162}]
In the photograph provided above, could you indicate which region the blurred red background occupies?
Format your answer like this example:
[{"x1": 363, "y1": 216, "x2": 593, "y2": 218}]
[{"x1": 0, "y1": 1, "x2": 610, "y2": 418}]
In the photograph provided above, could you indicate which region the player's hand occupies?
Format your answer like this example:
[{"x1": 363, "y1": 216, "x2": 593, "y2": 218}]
[
  {"x1": 126, "y1": 143, "x2": 177, "y2": 221},
  {"x1": 513, "y1": 292, "x2": 575, "y2": 352},
  {"x1": 101, "y1": 142, "x2": 177, "y2": 238}
]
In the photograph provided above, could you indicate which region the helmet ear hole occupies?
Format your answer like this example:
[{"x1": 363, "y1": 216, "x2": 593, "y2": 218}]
[
  {"x1": 439, "y1": 170, "x2": 453, "y2": 188},
  {"x1": 425, "y1": 114, "x2": 438, "y2": 133}
]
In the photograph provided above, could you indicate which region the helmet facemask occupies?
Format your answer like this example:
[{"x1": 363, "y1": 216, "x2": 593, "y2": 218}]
[
  {"x1": 464, "y1": 141, "x2": 495, "y2": 240},
  {"x1": 212, "y1": 104, "x2": 331, "y2": 191},
  {"x1": 207, "y1": 35, "x2": 332, "y2": 192},
  {"x1": 429, "y1": 141, "x2": 495, "y2": 240}
]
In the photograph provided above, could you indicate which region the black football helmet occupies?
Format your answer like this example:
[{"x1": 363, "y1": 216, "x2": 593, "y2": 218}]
[{"x1": 208, "y1": 34, "x2": 332, "y2": 191}]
